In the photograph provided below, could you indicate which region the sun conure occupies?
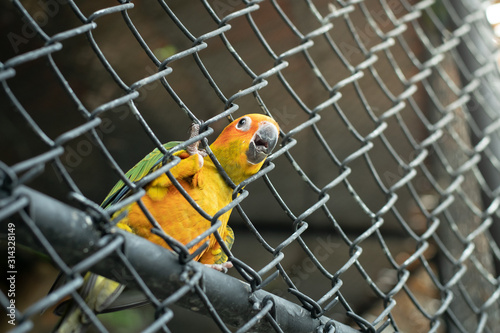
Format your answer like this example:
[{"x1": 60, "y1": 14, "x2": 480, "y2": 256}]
[{"x1": 53, "y1": 114, "x2": 280, "y2": 332}]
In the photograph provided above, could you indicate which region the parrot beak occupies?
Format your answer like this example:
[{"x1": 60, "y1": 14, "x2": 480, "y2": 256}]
[{"x1": 246, "y1": 121, "x2": 279, "y2": 164}]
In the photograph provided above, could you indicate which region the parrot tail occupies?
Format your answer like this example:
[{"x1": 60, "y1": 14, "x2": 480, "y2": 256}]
[{"x1": 51, "y1": 273, "x2": 125, "y2": 333}]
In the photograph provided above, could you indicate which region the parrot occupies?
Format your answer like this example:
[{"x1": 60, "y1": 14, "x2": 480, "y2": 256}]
[{"x1": 52, "y1": 113, "x2": 280, "y2": 332}]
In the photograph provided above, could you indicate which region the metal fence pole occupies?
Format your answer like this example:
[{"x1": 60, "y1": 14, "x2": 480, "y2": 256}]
[
  {"x1": 428, "y1": 0, "x2": 500, "y2": 331},
  {"x1": 6, "y1": 186, "x2": 358, "y2": 333}
]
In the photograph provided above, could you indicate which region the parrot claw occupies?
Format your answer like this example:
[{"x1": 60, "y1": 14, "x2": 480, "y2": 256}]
[
  {"x1": 205, "y1": 262, "x2": 233, "y2": 273},
  {"x1": 197, "y1": 153, "x2": 204, "y2": 169},
  {"x1": 187, "y1": 123, "x2": 208, "y2": 158}
]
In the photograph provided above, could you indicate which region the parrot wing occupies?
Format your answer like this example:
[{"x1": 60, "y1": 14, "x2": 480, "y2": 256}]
[
  {"x1": 52, "y1": 141, "x2": 184, "y2": 326},
  {"x1": 53, "y1": 273, "x2": 125, "y2": 332},
  {"x1": 200, "y1": 225, "x2": 235, "y2": 265},
  {"x1": 216, "y1": 225, "x2": 234, "y2": 264},
  {"x1": 54, "y1": 227, "x2": 235, "y2": 317},
  {"x1": 93, "y1": 225, "x2": 235, "y2": 313},
  {"x1": 101, "y1": 141, "x2": 182, "y2": 209}
]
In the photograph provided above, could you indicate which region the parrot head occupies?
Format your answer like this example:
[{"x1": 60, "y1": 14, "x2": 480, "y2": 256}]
[{"x1": 209, "y1": 114, "x2": 280, "y2": 185}]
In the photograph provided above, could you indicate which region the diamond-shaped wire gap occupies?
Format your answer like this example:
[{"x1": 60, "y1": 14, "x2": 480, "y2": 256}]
[
  {"x1": 152, "y1": 304, "x2": 228, "y2": 333},
  {"x1": 363, "y1": 264, "x2": 444, "y2": 333},
  {"x1": 346, "y1": 2, "x2": 398, "y2": 49},
  {"x1": 462, "y1": 87, "x2": 500, "y2": 142},
  {"x1": 336, "y1": 1, "x2": 391, "y2": 56},
  {"x1": 317, "y1": 14, "x2": 373, "y2": 70},
  {"x1": 271, "y1": 0, "x2": 332, "y2": 40},
  {"x1": 393, "y1": 22, "x2": 430, "y2": 72},
  {"x1": 300, "y1": 31, "x2": 354, "y2": 92},
  {"x1": 477, "y1": 146, "x2": 500, "y2": 195},
  {"x1": 0, "y1": 88, "x2": 55, "y2": 175},
  {"x1": 240, "y1": 6, "x2": 300, "y2": 61},
  {"x1": 3, "y1": 55, "x2": 84, "y2": 140},
  {"x1": 2, "y1": 64, "x2": 111, "y2": 205},
  {"x1": 263, "y1": 2, "x2": 347, "y2": 94},
  {"x1": 130, "y1": 47, "x2": 231, "y2": 131},
  {"x1": 331, "y1": 71, "x2": 395, "y2": 139},
  {"x1": 359, "y1": 255, "x2": 441, "y2": 333},
  {"x1": 273, "y1": 53, "x2": 331, "y2": 115},
  {"x1": 258, "y1": 142, "x2": 330, "y2": 224},
  {"x1": 2, "y1": 210, "x2": 74, "y2": 331},
  {"x1": 241, "y1": 20, "x2": 325, "y2": 119},
  {"x1": 206, "y1": 14, "x2": 277, "y2": 80},
  {"x1": 268, "y1": 129, "x2": 351, "y2": 241},
  {"x1": 85, "y1": 11, "x2": 172, "y2": 92},
  {"x1": 162, "y1": 1, "x2": 221, "y2": 40},
  {"x1": 188, "y1": 38, "x2": 268, "y2": 114},
  {"x1": 378, "y1": 36, "x2": 427, "y2": 101},
  {"x1": 274, "y1": 226, "x2": 341, "y2": 303},
  {"x1": 416, "y1": 4, "x2": 456, "y2": 52},
  {"x1": 358, "y1": 0, "x2": 410, "y2": 38},
  {"x1": 1, "y1": 78, "x2": 57, "y2": 192}
]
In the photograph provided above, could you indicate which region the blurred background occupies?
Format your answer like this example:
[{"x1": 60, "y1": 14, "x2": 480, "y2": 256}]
[{"x1": 2, "y1": 0, "x2": 500, "y2": 332}]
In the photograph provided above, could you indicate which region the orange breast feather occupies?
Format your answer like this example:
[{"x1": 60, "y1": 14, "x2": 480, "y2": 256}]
[{"x1": 116, "y1": 156, "x2": 233, "y2": 263}]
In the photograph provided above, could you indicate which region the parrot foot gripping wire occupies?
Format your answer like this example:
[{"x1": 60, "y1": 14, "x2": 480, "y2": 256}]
[
  {"x1": 187, "y1": 123, "x2": 208, "y2": 158},
  {"x1": 204, "y1": 261, "x2": 233, "y2": 273}
]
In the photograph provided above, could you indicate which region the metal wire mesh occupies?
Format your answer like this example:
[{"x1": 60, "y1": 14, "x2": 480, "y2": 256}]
[{"x1": 2, "y1": 0, "x2": 500, "y2": 332}]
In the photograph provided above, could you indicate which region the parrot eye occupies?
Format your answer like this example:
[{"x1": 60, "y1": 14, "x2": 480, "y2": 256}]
[{"x1": 236, "y1": 116, "x2": 251, "y2": 131}]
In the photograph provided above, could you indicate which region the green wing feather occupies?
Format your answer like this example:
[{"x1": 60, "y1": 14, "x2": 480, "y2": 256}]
[{"x1": 101, "y1": 141, "x2": 182, "y2": 209}]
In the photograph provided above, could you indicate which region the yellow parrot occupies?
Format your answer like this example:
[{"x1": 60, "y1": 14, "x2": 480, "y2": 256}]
[{"x1": 53, "y1": 113, "x2": 280, "y2": 332}]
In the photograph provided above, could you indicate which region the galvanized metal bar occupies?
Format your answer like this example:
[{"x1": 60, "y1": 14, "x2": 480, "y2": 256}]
[{"x1": 10, "y1": 186, "x2": 359, "y2": 333}]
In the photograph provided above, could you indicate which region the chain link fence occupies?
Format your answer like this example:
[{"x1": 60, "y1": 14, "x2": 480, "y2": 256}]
[{"x1": 2, "y1": 0, "x2": 500, "y2": 332}]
